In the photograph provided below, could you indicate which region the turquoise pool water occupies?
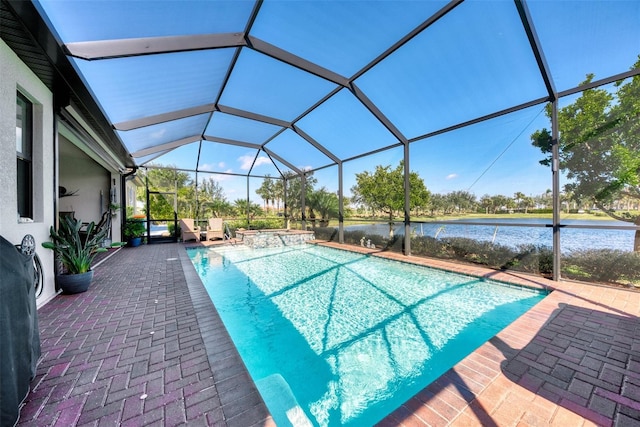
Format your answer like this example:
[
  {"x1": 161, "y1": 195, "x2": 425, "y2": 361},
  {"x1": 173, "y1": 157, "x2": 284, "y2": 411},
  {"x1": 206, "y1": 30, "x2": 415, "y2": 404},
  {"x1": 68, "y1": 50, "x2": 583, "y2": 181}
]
[{"x1": 188, "y1": 245, "x2": 546, "y2": 427}]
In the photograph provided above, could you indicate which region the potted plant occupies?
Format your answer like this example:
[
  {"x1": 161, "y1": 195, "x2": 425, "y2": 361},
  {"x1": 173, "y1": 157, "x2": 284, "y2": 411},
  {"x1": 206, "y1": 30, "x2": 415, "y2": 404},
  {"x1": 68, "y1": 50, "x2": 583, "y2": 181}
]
[
  {"x1": 42, "y1": 216, "x2": 115, "y2": 294},
  {"x1": 123, "y1": 217, "x2": 146, "y2": 247}
]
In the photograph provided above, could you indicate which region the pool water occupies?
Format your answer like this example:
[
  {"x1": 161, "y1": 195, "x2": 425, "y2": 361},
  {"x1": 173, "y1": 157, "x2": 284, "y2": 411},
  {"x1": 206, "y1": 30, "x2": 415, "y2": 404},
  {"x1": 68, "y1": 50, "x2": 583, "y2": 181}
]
[{"x1": 188, "y1": 245, "x2": 546, "y2": 427}]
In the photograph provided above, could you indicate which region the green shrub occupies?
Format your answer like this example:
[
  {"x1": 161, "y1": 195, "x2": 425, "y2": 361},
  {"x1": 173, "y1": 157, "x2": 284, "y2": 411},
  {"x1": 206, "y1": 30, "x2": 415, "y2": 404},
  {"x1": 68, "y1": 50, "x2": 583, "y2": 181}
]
[
  {"x1": 168, "y1": 222, "x2": 178, "y2": 237},
  {"x1": 254, "y1": 218, "x2": 285, "y2": 229},
  {"x1": 313, "y1": 227, "x2": 338, "y2": 241},
  {"x1": 514, "y1": 244, "x2": 553, "y2": 275},
  {"x1": 321, "y1": 228, "x2": 399, "y2": 250},
  {"x1": 123, "y1": 218, "x2": 146, "y2": 239},
  {"x1": 410, "y1": 235, "x2": 448, "y2": 258},
  {"x1": 563, "y1": 249, "x2": 640, "y2": 284},
  {"x1": 439, "y1": 238, "x2": 512, "y2": 267},
  {"x1": 309, "y1": 227, "x2": 640, "y2": 286},
  {"x1": 343, "y1": 229, "x2": 366, "y2": 245},
  {"x1": 227, "y1": 217, "x2": 284, "y2": 232},
  {"x1": 407, "y1": 236, "x2": 554, "y2": 276}
]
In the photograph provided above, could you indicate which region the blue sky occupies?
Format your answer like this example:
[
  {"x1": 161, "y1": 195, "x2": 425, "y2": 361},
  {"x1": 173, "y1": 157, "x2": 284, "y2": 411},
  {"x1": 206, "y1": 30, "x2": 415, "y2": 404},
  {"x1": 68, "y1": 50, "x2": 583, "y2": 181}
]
[{"x1": 36, "y1": 0, "x2": 640, "y2": 204}]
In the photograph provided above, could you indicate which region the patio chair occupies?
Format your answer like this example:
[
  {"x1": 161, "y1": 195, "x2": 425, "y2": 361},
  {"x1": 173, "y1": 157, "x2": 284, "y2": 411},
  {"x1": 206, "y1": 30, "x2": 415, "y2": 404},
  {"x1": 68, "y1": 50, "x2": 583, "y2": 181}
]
[
  {"x1": 206, "y1": 218, "x2": 224, "y2": 241},
  {"x1": 79, "y1": 211, "x2": 111, "y2": 245},
  {"x1": 179, "y1": 218, "x2": 199, "y2": 242}
]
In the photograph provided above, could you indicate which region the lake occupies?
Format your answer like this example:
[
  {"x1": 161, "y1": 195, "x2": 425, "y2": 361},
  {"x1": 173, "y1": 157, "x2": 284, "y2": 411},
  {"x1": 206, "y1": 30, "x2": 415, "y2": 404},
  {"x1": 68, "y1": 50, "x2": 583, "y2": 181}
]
[{"x1": 345, "y1": 218, "x2": 637, "y2": 253}]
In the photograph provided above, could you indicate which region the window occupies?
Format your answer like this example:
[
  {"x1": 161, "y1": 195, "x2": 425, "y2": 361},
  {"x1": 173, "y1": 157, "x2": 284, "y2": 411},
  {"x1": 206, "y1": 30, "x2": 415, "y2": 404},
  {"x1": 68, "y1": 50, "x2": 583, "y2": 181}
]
[{"x1": 16, "y1": 92, "x2": 33, "y2": 220}]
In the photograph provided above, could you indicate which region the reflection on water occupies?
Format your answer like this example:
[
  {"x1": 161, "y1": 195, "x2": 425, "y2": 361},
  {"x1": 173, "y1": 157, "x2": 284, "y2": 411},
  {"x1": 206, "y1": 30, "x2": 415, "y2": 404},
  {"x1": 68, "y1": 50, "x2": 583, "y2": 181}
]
[
  {"x1": 346, "y1": 218, "x2": 635, "y2": 253},
  {"x1": 190, "y1": 245, "x2": 545, "y2": 427}
]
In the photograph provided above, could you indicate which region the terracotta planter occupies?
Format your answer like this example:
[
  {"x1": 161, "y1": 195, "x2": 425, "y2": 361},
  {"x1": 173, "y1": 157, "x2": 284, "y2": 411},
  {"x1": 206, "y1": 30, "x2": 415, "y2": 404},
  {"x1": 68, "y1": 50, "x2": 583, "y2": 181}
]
[{"x1": 56, "y1": 270, "x2": 94, "y2": 294}]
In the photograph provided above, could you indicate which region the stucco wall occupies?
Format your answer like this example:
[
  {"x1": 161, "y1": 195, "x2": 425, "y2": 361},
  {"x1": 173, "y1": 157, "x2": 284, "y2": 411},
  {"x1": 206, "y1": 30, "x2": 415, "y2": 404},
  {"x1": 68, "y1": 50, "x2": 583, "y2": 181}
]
[{"x1": 0, "y1": 40, "x2": 56, "y2": 306}]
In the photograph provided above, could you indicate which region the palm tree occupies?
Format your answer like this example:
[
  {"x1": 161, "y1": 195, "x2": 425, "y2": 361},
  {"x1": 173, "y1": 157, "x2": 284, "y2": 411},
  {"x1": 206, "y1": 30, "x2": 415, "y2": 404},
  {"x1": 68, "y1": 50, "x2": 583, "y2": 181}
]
[
  {"x1": 233, "y1": 199, "x2": 263, "y2": 220},
  {"x1": 273, "y1": 179, "x2": 284, "y2": 213},
  {"x1": 255, "y1": 175, "x2": 274, "y2": 211},
  {"x1": 480, "y1": 194, "x2": 494, "y2": 214},
  {"x1": 307, "y1": 188, "x2": 339, "y2": 228},
  {"x1": 513, "y1": 191, "x2": 526, "y2": 212}
]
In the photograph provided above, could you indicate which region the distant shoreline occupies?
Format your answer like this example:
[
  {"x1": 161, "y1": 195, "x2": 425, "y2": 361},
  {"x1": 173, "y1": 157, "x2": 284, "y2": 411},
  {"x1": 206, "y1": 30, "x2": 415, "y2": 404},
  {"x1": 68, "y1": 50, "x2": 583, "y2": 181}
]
[
  {"x1": 426, "y1": 213, "x2": 624, "y2": 222},
  {"x1": 339, "y1": 212, "x2": 633, "y2": 224}
]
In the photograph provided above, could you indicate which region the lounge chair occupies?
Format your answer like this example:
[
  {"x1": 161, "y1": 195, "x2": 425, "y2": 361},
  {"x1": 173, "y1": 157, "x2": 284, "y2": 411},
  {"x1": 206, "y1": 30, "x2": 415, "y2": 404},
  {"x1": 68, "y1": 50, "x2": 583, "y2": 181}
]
[
  {"x1": 206, "y1": 218, "x2": 224, "y2": 241},
  {"x1": 179, "y1": 218, "x2": 199, "y2": 242}
]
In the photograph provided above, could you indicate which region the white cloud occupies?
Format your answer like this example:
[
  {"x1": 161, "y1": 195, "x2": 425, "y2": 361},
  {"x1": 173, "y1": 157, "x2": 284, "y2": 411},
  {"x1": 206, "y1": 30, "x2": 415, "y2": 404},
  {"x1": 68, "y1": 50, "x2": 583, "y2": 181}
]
[
  {"x1": 446, "y1": 173, "x2": 458, "y2": 180},
  {"x1": 196, "y1": 163, "x2": 235, "y2": 181},
  {"x1": 239, "y1": 154, "x2": 272, "y2": 170},
  {"x1": 255, "y1": 156, "x2": 272, "y2": 167},
  {"x1": 200, "y1": 162, "x2": 231, "y2": 174},
  {"x1": 212, "y1": 169, "x2": 235, "y2": 181}
]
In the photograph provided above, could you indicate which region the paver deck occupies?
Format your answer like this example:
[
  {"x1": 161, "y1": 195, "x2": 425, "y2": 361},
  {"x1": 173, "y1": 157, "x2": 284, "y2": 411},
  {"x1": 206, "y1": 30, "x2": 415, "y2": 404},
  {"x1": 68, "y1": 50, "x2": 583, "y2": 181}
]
[
  {"x1": 16, "y1": 241, "x2": 640, "y2": 426},
  {"x1": 18, "y1": 243, "x2": 272, "y2": 427}
]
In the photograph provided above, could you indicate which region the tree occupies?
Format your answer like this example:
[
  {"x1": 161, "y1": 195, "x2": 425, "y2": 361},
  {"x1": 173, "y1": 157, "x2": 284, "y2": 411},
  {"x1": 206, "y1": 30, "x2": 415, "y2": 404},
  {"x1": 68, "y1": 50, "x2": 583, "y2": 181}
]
[
  {"x1": 491, "y1": 194, "x2": 512, "y2": 213},
  {"x1": 351, "y1": 161, "x2": 430, "y2": 237},
  {"x1": 428, "y1": 193, "x2": 448, "y2": 216},
  {"x1": 256, "y1": 175, "x2": 286, "y2": 214},
  {"x1": 283, "y1": 171, "x2": 317, "y2": 221},
  {"x1": 138, "y1": 166, "x2": 192, "y2": 220},
  {"x1": 533, "y1": 189, "x2": 553, "y2": 210},
  {"x1": 199, "y1": 177, "x2": 232, "y2": 218},
  {"x1": 448, "y1": 190, "x2": 477, "y2": 213},
  {"x1": 200, "y1": 177, "x2": 226, "y2": 201},
  {"x1": 255, "y1": 175, "x2": 275, "y2": 211},
  {"x1": 480, "y1": 194, "x2": 494, "y2": 214},
  {"x1": 531, "y1": 58, "x2": 640, "y2": 250},
  {"x1": 233, "y1": 199, "x2": 262, "y2": 220},
  {"x1": 146, "y1": 166, "x2": 191, "y2": 190},
  {"x1": 273, "y1": 179, "x2": 284, "y2": 212},
  {"x1": 307, "y1": 187, "x2": 339, "y2": 228},
  {"x1": 513, "y1": 192, "x2": 526, "y2": 212}
]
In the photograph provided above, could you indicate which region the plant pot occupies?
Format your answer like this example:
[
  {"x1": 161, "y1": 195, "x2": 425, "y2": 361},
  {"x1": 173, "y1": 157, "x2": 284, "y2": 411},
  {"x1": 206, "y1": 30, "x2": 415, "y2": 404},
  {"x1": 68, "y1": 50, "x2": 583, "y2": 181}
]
[
  {"x1": 128, "y1": 237, "x2": 142, "y2": 247},
  {"x1": 56, "y1": 270, "x2": 94, "y2": 294}
]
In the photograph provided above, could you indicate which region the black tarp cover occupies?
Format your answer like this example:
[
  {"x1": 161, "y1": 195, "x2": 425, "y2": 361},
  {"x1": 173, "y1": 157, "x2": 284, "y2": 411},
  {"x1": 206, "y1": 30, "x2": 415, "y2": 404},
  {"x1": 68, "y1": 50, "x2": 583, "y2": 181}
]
[{"x1": 0, "y1": 235, "x2": 41, "y2": 426}]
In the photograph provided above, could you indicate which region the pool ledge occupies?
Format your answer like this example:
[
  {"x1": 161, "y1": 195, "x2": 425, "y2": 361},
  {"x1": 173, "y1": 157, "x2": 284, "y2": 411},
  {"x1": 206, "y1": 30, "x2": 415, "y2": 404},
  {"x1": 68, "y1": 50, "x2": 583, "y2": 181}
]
[
  {"x1": 178, "y1": 246, "x2": 276, "y2": 426},
  {"x1": 312, "y1": 240, "x2": 554, "y2": 294}
]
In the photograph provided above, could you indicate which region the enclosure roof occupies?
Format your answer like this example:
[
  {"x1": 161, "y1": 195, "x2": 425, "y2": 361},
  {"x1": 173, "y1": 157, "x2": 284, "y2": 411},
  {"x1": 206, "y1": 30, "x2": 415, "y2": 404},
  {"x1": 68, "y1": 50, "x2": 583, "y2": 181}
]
[{"x1": 5, "y1": 0, "x2": 640, "y2": 179}]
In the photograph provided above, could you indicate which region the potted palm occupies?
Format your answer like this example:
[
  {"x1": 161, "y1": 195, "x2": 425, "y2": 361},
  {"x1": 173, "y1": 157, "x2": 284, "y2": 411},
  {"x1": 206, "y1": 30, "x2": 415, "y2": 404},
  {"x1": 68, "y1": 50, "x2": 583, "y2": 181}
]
[{"x1": 42, "y1": 215, "x2": 116, "y2": 293}]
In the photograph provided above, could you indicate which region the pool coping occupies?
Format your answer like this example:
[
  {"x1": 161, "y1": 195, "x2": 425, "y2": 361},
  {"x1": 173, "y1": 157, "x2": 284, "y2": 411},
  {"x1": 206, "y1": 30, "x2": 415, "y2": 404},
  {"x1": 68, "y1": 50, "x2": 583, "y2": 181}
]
[
  {"x1": 178, "y1": 246, "x2": 275, "y2": 427},
  {"x1": 183, "y1": 240, "x2": 640, "y2": 426}
]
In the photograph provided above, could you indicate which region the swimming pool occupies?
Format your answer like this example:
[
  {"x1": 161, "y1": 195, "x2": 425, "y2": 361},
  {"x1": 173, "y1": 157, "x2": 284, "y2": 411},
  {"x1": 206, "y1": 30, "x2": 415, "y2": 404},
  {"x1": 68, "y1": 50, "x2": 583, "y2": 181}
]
[{"x1": 188, "y1": 244, "x2": 546, "y2": 426}]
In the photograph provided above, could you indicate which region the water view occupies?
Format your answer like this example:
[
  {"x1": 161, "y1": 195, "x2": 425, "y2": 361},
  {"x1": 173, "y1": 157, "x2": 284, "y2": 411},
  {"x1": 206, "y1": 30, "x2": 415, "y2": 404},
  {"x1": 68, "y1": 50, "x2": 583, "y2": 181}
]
[{"x1": 345, "y1": 218, "x2": 637, "y2": 253}]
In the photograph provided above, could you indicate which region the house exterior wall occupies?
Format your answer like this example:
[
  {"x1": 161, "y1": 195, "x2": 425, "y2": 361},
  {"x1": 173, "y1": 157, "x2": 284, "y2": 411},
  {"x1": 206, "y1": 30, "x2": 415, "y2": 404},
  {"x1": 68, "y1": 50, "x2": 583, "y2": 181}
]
[
  {"x1": 1, "y1": 39, "x2": 126, "y2": 306},
  {"x1": 0, "y1": 39, "x2": 57, "y2": 306}
]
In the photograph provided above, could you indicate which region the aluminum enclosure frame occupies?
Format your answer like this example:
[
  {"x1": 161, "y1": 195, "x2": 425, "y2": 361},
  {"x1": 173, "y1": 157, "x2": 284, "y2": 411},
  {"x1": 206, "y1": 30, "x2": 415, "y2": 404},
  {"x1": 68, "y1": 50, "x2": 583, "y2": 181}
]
[{"x1": 4, "y1": 0, "x2": 640, "y2": 281}]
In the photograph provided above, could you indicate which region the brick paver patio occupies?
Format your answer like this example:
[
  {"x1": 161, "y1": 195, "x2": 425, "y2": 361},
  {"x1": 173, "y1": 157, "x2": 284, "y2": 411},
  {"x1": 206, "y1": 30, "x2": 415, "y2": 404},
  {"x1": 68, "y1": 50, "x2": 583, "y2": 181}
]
[
  {"x1": 16, "y1": 241, "x2": 640, "y2": 426},
  {"x1": 18, "y1": 243, "x2": 272, "y2": 427}
]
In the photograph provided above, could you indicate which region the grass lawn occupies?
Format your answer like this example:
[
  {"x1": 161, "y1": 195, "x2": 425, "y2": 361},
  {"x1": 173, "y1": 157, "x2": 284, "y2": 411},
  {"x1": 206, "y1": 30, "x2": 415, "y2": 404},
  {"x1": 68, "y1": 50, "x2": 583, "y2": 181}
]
[
  {"x1": 421, "y1": 212, "x2": 624, "y2": 221},
  {"x1": 338, "y1": 212, "x2": 632, "y2": 225}
]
